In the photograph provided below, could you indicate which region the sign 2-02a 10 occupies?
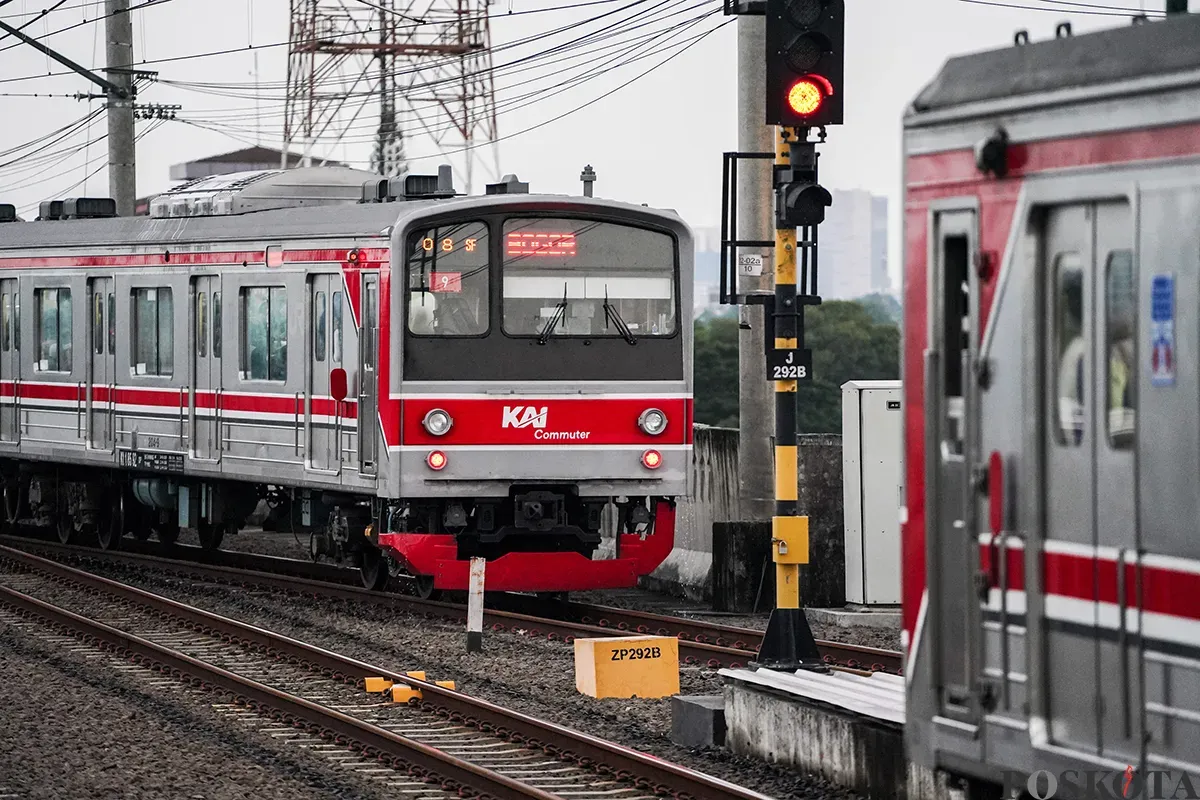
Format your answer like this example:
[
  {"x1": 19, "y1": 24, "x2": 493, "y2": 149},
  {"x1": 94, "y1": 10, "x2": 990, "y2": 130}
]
[{"x1": 768, "y1": 348, "x2": 813, "y2": 381}]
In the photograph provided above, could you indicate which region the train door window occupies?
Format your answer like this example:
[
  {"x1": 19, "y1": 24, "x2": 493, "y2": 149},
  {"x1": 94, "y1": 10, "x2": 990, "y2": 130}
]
[
  {"x1": 1, "y1": 294, "x2": 10, "y2": 353},
  {"x1": 1053, "y1": 254, "x2": 1085, "y2": 446},
  {"x1": 212, "y1": 291, "x2": 222, "y2": 359},
  {"x1": 92, "y1": 291, "x2": 104, "y2": 355},
  {"x1": 941, "y1": 235, "x2": 970, "y2": 400},
  {"x1": 14, "y1": 291, "x2": 19, "y2": 352},
  {"x1": 107, "y1": 293, "x2": 115, "y2": 354},
  {"x1": 34, "y1": 288, "x2": 71, "y2": 372},
  {"x1": 197, "y1": 291, "x2": 208, "y2": 358},
  {"x1": 314, "y1": 290, "x2": 327, "y2": 362},
  {"x1": 240, "y1": 286, "x2": 287, "y2": 381},
  {"x1": 130, "y1": 287, "x2": 173, "y2": 377},
  {"x1": 331, "y1": 291, "x2": 343, "y2": 363},
  {"x1": 1104, "y1": 250, "x2": 1136, "y2": 449}
]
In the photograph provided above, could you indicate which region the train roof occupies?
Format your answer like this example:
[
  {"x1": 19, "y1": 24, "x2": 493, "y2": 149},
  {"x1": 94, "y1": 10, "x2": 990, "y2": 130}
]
[
  {"x1": 0, "y1": 188, "x2": 688, "y2": 252},
  {"x1": 909, "y1": 12, "x2": 1200, "y2": 116}
]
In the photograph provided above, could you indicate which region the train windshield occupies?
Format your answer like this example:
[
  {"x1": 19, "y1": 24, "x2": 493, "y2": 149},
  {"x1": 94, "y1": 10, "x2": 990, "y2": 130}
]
[{"x1": 500, "y1": 218, "x2": 676, "y2": 339}]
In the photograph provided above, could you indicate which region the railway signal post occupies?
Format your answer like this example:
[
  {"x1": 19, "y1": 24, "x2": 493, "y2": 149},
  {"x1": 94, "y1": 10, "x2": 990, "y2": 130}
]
[{"x1": 721, "y1": 0, "x2": 842, "y2": 669}]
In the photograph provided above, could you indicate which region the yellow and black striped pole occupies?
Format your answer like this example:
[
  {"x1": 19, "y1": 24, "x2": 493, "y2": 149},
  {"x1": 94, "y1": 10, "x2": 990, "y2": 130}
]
[
  {"x1": 754, "y1": 126, "x2": 823, "y2": 670},
  {"x1": 772, "y1": 126, "x2": 807, "y2": 610}
]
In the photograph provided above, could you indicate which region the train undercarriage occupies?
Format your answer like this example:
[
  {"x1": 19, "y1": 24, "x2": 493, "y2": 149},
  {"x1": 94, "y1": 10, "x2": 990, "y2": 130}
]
[{"x1": 0, "y1": 458, "x2": 675, "y2": 600}]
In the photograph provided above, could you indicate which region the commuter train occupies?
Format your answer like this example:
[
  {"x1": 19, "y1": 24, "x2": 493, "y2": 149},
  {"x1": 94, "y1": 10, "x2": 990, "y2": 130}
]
[
  {"x1": 0, "y1": 166, "x2": 693, "y2": 596},
  {"x1": 903, "y1": 12, "x2": 1200, "y2": 795}
]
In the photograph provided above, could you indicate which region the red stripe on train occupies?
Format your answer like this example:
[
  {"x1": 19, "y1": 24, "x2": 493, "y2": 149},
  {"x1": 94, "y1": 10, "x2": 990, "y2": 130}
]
[{"x1": 979, "y1": 543, "x2": 1200, "y2": 622}]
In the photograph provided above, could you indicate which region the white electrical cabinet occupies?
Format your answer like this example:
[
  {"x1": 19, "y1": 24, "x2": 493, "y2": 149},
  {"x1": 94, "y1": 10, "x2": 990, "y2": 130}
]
[{"x1": 842, "y1": 380, "x2": 903, "y2": 606}]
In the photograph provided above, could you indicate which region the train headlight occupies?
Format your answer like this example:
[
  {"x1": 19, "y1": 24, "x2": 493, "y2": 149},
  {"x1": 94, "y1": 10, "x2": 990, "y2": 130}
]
[
  {"x1": 422, "y1": 408, "x2": 454, "y2": 436},
  {"x1": 638, "y1": 408, "x2": 667, "y2": 436},
  {"x1": 641, "y1": 449, "x2": 662, "y2": 470},
  {"x1": 427, "y1": 450, "x2": 448, "y2": 471}
]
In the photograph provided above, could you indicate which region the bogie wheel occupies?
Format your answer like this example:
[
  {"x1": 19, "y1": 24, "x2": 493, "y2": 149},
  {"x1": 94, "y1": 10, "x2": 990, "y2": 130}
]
[
  {"x1": 96, "y1": 492, "x2": 124, "y2": 551},
  {"x1": 55, "y1": 510, "x2": 74, "y2": 545},
  {"x1": 412, "y1": 575, "x2": 439, "y2": 601},
  {"x1": 2, "y1": 480, "x2": 23, "y2": 527},
  {"x1": 359, "y1": 547, "x2": 390, "y2": 591},
  {"x1": 153, "y1": 517, "x2": 180, "y2": 545},
  {"x1": 197, "y1": 521, "x2": 225, "y2": 552}
]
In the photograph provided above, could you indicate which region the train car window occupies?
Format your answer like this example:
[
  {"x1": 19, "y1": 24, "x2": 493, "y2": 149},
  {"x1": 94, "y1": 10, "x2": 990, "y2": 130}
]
[
  {"x1": 1053, "y1": 253, "x2": 1085, "y2": 447},
  {"x1": 212, "y1": 292, "x2": 222, "y2": 359},
  {"x1": 1105, "y1": 249, "x2": 1136, "y2": 449},
  {"x1": 14, "y1": 292, "x2": 19, "y2": 352},
  {"x1": 314, "y1": 291, "x2": 327, "y2": 362},
  {"x1": 406, "y1": 220, "x2": 489, "y2": 336},
  {"x1": 331, "y1": 292, "x2": 343, "y2": 363},
  {"x1": 1, "y1": 294, "x2": 10, "y2": 353},
  {"x1": 240, "y1": 287, "x2": 287, "y2": 381},
  {"x1": 131, "y1": 287, "x2": 173, "y2": 377},
  {"x1": 940, "y1": 235, "x2": 970, "y2": 399},
  {"x1": 107, "y1": 293, "x2": 115, "y2": 354},
  {"x1": 34, "y1": 288, "x2": 71, "y2": 372},
  {"x1": 500, "y1": 218, "x2": 676, "y2": 338},
  {"x1": 197, "y1": 292, "x2": 208, "y2": 358}
]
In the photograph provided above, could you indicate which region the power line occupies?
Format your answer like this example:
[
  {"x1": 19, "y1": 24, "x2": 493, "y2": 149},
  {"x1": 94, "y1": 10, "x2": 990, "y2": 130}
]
[{"x1": 957, "y1": 0, "x2": 1164, "y2": 15}]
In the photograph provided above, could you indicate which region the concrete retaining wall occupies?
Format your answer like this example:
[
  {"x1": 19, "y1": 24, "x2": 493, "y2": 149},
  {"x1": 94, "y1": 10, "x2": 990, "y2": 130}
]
[
  {"x1": 644, "y1": 425, "x2": 739, "y2": 601},
  {"x1": 647, "y1": 427, "x2": 846, "y2": 605}
]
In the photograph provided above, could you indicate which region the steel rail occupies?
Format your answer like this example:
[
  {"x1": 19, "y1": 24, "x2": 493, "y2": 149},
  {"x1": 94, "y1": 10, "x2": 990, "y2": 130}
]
[
  {"x1": 0, "y1": 583, "x2": 555, "y2": 800},
  {"x1": 0, "y1": 544, "x2": 775, "y2": 800},
  {"x1": 1, "y1": 534, "x2": 902, "y2": 673}
]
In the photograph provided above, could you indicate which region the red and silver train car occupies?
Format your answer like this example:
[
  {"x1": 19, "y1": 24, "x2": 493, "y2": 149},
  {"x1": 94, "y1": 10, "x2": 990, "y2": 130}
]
[
  {"x1": 903, "y1": 13, "x2": 1200, "y2": 794},
  {"x1": 0, "y1": 167, "x2": 692, "y2": 596}
]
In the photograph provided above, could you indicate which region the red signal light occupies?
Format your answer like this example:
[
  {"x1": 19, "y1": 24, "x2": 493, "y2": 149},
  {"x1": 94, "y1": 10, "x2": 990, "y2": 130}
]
[
  {"x1": 426, "y1": 450, "x2": 447, "y2": 471},
  {"x1": 787, "y1": 78, "x2": 825, "y2": 116},
  {"x1": 641, "y1": 449, "x2": 662, "y2": 470}
]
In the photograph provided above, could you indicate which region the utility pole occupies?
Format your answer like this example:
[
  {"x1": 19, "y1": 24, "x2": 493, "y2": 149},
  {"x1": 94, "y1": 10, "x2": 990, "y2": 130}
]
[
  {"x1": 736, "y1": 13, "x2": 776, "y2": 522},
  {"x1": 105, "y1": 0, "x2": 136, "y2": 216},
  {"x1": 0, "y1": 1, "x2": 138, "y2": 215}
]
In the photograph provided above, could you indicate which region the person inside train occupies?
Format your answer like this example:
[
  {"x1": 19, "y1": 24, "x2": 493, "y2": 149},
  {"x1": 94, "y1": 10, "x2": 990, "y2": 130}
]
[{"x1": 1056, "y1": 266, "x2": 1086, "y2": 445}]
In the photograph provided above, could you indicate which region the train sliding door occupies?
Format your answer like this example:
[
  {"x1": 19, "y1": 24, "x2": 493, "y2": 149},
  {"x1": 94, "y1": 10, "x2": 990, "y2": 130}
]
[
  {"x1": 926, "y1": 208, "x2": 985, "y2": 725},
  {"x1": 191, "y1": 275, "x2": 222, "y2": 462},
  {"x1": 1040, "y1": 200, "x2": 1140, "y2": 763},
  {"x1": 87, "y1": 277, "x2": 114, "y2": 451},
  {"x1": 357, "y1": 272, "x2": 379, "y2": 478},
  {"x1": 306, "y1": 274, "x2": 338, "y2": 473},
  {"x1": 0, "y1": 279, "x2": 19, "y2": 444}
]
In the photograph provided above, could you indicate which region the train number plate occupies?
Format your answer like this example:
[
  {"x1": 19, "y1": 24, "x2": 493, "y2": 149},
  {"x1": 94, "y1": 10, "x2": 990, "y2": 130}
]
[
  {"x1": 117, "y1": 449, "x2": 185, "y2": 473},
  {"x1": 767, "y1": 348, "x2": 813, "y2": 382}
]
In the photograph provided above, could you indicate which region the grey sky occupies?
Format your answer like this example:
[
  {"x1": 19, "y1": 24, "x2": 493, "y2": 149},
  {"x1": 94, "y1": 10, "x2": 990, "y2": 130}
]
[{"x1": 0, "y1": 0, "x2": 1175, "y2": 287}]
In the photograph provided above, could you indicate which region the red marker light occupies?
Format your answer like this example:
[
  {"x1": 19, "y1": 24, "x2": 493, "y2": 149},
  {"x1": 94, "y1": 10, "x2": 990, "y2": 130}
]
[
  {"x1": 787, "y1": 79, "x2": 824, "y2": 116},
  {"x1": 641, "y1": 450, "x2": 662, "y2": 470},
  {"x1": 426, "y1": 450, "x2": 447, "y2": 471}
]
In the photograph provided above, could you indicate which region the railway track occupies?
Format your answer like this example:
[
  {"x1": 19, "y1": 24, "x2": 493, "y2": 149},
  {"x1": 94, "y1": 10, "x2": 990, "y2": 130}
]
[
  {"x1": 0, "y1": 544, "x2": 773, "y2": 800},
  {"x1": 0, "y1": 533, "x2": 902, "y2": 674}
]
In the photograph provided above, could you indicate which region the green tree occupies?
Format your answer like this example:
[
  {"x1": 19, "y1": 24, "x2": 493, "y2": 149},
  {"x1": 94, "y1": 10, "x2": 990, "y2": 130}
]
[
  {"x1": 691, "y1": 299, "x2": 900, "y2": 434},
  {"x1": 692, "y1": 315, "x2": 740, "y2": 428}
]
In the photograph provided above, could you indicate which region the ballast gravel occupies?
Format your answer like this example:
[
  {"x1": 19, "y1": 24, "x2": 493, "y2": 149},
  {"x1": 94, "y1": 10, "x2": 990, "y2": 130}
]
[
  {"x1": 51, "y1": 534, "x2": 869, "y2": 800},
  {"x1": 0, "y1": 625, "x2": 407, "y2": 800}
]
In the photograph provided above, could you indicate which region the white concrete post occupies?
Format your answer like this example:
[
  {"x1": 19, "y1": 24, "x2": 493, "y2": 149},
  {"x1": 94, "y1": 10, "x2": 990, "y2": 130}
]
[{"x1": 467, "y1": 556, "x2": 485, "y2": 652}]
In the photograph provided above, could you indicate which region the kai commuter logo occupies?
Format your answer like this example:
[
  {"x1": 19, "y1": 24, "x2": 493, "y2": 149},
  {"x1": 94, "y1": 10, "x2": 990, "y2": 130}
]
[{"x1": 501, "y1": 406, "x2": 548, "y2": 430}]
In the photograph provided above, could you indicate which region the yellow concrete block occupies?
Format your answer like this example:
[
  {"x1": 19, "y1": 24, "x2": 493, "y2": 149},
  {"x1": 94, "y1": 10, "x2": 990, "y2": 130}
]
[
  {"x1": 364, "y1": 677, "x2": 393, "y2": 693},
  {"x1": 435, "y1": 680, "x2": 456, "y2": 691},
  {"x1": 405, "y1": 670, "x2": 427, "y2": 681},
  {"x1": 391, "y1": 685, "x2": 422, "y2": 703},
  {"x1": 574, "y1": 636, "x2": 679, "y2": 699}
]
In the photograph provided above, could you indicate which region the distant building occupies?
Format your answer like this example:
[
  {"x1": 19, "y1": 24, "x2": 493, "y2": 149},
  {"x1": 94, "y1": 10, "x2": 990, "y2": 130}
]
[
  {"x1": 818, "y1": 189, "x2": 889, "y2": 301},
  {"x1": 133, "y1": 146, "x2": 351, "y2": 215},
  {"x1": 168, "y1": 146, "x2": 347, "y2": 182}
]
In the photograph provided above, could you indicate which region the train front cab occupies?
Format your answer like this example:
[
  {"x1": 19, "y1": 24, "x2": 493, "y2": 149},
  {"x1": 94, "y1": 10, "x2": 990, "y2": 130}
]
[
  {"x1": 374, "y1": 195, "x2": 694, "y2": 596},
  {"x1": 904, "y1": 19, "x2": 1200, "y2": 799}
]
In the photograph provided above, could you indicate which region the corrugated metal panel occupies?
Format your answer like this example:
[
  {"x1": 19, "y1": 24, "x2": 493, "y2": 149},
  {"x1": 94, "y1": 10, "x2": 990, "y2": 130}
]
[{"x1": 719, "y1": 666, "x2": 905, "y2": 725}]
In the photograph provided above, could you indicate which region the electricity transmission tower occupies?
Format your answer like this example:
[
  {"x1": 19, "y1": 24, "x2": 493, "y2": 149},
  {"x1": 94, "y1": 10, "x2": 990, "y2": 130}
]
[{"x1": 284, "y1": 0, "x2": 501, "y2": 192}]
